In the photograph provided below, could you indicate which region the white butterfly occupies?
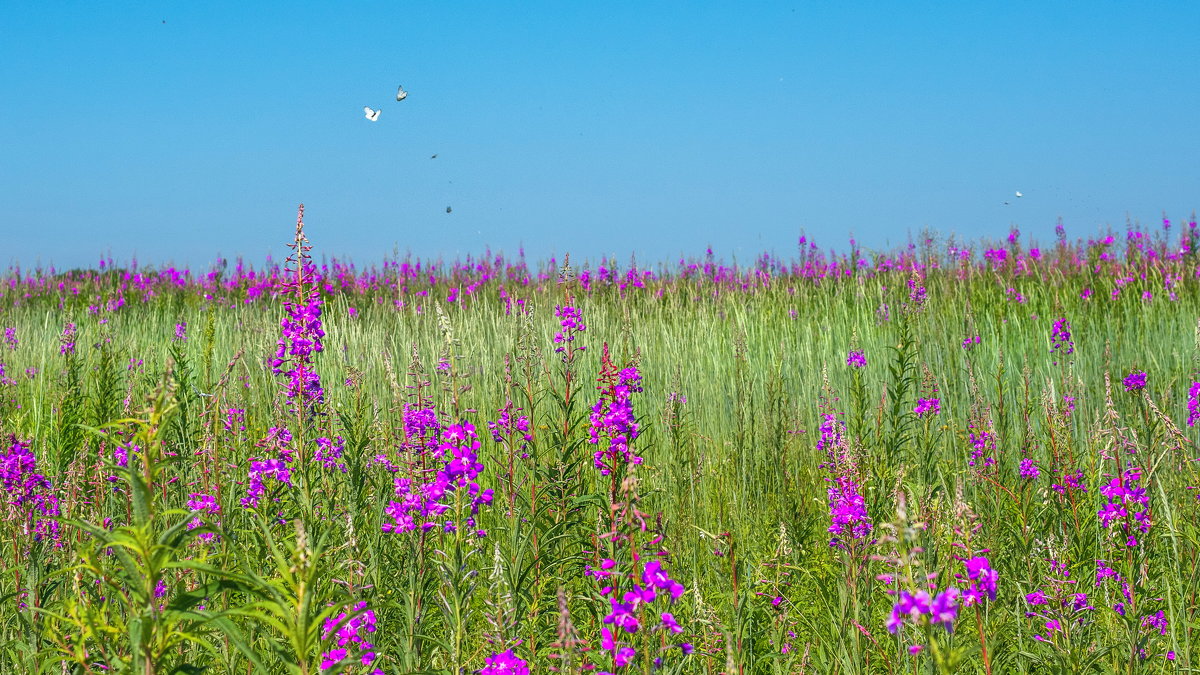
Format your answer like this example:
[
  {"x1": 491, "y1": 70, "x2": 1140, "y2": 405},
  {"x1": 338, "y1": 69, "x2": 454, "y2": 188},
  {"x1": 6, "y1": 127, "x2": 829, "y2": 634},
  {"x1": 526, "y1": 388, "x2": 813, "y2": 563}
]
[
  {"x1": 364, "y1": 106, "x2": 380, "y2": 122},
  {"x1": 396, "y1": 85, "x2": 408, "y2": 101},
  {"x1": 1015, "y1": 191, "x2": 1023, "y2": 198}
]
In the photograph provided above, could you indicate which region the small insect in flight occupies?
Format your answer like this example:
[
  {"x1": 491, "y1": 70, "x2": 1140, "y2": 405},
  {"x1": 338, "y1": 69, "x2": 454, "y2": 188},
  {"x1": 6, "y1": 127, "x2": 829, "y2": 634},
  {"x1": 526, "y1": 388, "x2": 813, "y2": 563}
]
[
  {"x1": 364, "y1": 107, "x2": 380, "y2": 122},
  {"x1": 396, "y1": 85, "x2": 408, "y2": 102},
  {"x1": 431, "y1": 154, "x2": 438, "y2": 159},
  {"x1": 446, "y1": 206, "x2": 452, "y2": 214},
  {"x1": 1015, "y1": 191, "x2": 1024, "y2": 198}
]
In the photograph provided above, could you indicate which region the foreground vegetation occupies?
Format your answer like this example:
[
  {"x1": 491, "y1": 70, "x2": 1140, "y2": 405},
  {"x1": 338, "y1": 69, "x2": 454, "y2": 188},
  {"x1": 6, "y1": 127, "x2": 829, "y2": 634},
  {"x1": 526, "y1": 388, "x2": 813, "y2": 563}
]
[{"x1": 2, "y1": 209, "x2": 1200, "y2": 673}]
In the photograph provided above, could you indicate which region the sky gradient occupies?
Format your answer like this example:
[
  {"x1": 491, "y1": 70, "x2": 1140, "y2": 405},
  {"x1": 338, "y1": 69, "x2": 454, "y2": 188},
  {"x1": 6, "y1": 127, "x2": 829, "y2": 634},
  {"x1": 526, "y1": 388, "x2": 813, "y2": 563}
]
[{"x1": 3, "y1": 2, "x2": 1199, "y2": 269}]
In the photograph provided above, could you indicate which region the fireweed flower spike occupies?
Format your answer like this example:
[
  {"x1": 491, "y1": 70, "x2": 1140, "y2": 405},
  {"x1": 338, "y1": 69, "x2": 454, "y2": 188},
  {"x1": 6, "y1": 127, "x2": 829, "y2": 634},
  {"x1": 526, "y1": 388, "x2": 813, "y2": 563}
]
[
  {"x1": 589, "y1": 345, "x2": 643, "y2": 477},
  {"x1": 819, "y1": 413, "x2": 872, "y2": 547},
  {"x1": 481, "y1": 650, "x2": 529, "y2": 675},
  {"x1": 914, "y1": 398, "x2": 941, "y2": 418},
  {"x1": 1123, "y1": 371, "x2": 1147, "y2": 392},
  {"x1": 846, "y1": 349, "x2": 866, "y2": 368},
  {"x1": 186, "y1": 493, "x2": 220, "y2": 541},
  {"x1": 382, "y1": 415, "x2": 494, "y2": 536},
  {"x1": 320, "y1": 601, "x2": 384, "y2": 674},
  {"x1": 1050, "y1": 318, "x2": 1073, "y2": 363},
  {"x1": 0, "y1": 435, "x2": 62, "y2": 547},
  {"x1": 59, "y1": 322, "x2": 76, "y2": 356},
  {"x1": 271, "y1": 204, "x2": 326, "y2": 414},
  {"x1": 1187, "y1": 381, "x2": 1200, "y2": 426}
]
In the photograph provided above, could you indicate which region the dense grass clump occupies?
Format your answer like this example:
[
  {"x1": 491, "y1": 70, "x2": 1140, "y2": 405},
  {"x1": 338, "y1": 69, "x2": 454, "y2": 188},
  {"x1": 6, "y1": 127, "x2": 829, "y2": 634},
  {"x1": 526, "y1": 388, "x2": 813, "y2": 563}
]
[{"x1": 1, "y1": 211, "x2": 1200, "y2": 673}]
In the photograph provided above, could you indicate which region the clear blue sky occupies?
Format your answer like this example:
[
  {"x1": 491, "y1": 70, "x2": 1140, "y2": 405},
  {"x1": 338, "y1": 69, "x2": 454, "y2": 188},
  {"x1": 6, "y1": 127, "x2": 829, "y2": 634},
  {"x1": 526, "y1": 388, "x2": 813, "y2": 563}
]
[{"x1": 3, "y1": 2, "x2": 1198, "y2": 269}]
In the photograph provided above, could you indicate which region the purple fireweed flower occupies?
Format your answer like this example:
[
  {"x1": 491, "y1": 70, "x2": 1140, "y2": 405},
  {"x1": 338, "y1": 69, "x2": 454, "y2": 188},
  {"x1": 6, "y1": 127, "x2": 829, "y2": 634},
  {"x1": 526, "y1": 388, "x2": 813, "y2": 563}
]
[
  {"x1": 1141, "y1": 610, "x2": 1168, "y2": 635},
  {"x1": 962, "y1": 556, "x2": 998, "y2": 605},
  {"x1": 59, "y1": 323, "x2": 76, "y2": 356},
  {"x1": 314, "y1": 436, "x2": 347, "y2": 473},
  {"x1": 827, "y1": 475, "x2": 872, "y2": 545},
  {"x1": 173, "y1": 321, "x2": 188, "y2": 342},
  {"x1": 914, "y1": 398, "x2": 940, "y2": 418},
  {"x1": 382, "y1": 418, "x2": 494, "y2": 536},
  {"x1": 481, "y1": 650, "x2": 529, "y2": 675},
  {"x1": 643, "y1": 560, "x2": 686, "y2": 601},
  {"x1": 661, "y1": 612, "x2": 683, "y2": 633},
  {"x1": 906, "y1": 275, "x2": 927, "y2": 309},
  {"x1": 886, "y1": 590, "x2": 932, "y2": 634},
  {"x1": 1097, "y1": 468, "x2": 1150, "y2": 541},
  {"x1": 604, "y1": 598, "x2": 640, "y2": 633},
  {"x1": 961, "y1": 335, "x2": 981, "y2": 350},
  {"x1": 1050, "y1": 318, "x2": 1074, "y2": 360},
  {"x1": 552, "y1": 304, "x2": 587, "y2": 357},
  {"x1": 271, "y1": 205, "x2": 326, "y2": 413},
  {"x1": 1123, "y1": 371, "x2": 1147, "y2": 392},
  {"x1": 819, "y1": 412, "x2": 872, "y2": 547},
  {"x1": 0, "y1": 435, "x2": 62, "y2": 546},
  {"x1": 1019, "y1": 457, "x2": 1041, "y2": 480},
  {"x1": 320, "y1": 601, "x2": 383, "y2": 675},
  {"x1": 186, "y1": 493, "x2": 221, "y2": 541},
  {"x1": 1187, "y1": 382, "x2": 1200, "y2": 427},
  {"x1": 241, "y1": 427, "x2": 295, "y2": 509},
  {"x1": 590, "y1": 353, "x2": 643, "y2": 476},
  {"x1": 846, "y1": 350, "x2": 866, "y2": 368},
  {"x1": 3, "y1": 327, "x2": 16, "y2": 351},
  {"x1": 1051, "y1": 469, "x2": 1087, "y2": 495},
  {"x1": 817, "y1": 413, "x2": 843, "y2": 455},
  {"x1": 930, "y1": 587, "x2": 961, "y2": 631},
  {"x1": 967, "y1": 429, "x2": 996, "y2": 468},
  {"x1": 224, "y1": 408, "x2": 246, "y2": 435},
  {"x1": 111, "y1": 442, "x2": 140, "y2": 471}
]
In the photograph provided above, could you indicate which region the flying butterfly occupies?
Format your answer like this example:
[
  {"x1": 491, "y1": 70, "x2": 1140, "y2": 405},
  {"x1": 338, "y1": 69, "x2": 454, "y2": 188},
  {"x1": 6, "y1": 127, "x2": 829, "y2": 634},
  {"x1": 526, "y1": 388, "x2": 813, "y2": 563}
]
[
  {"x1": 396, "y1": 85, "x2": 408, "y2": 102},
  {"x1": 364, "y1": 106, "x2": 380, "y2": 122},
  {"x1": 1015, "y1": 191, "x2": 1024, "y2": 198}
]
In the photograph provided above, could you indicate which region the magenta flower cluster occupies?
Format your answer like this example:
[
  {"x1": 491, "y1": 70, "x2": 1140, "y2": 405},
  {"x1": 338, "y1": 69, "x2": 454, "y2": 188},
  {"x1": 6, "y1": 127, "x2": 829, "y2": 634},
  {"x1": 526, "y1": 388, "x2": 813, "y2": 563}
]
[
  {"x1": 589, "y1": 366, "x2": 644, "y2": 476},
  {"x1": 320, "y1": 601, "x2": 383, "y2": 674},
  {"x1": 1050, "y1": 469, "x2": 1087, "y2": 496},
  {"x1": 240, "y1": 427, "x2": 294, "y2": 509},
  {"x1": 382, "y1": 416, "x2": 494, "y2": 536},
  {"x1": 959, "y1": 556, "x2": 998, "y2": 606},
  {"x1": 488, "y1": 404, "x2": 532, "y2": 456},
  {"x1": 886, "y1": 587, "x2": 960, "y2": 635},
  {"x1": 186, "y1": 493, "x2": 220, "y2": 542},
  {"x1": 1024, "y1": 559, "x2": 1094, "y2": 642},
  {"x1": 1189, "y1": 382, "x2": 1200, "y2": 427},
  {"x1": 846, "y1": 350, "x2": 866, "y2": 368},
  {"x1": 480, "y1": 650, "x2": 529, "y2": 675},
  {"x1": 967, "y1": 429, "x2": 996, "y2": 468},
  {"x1": 1050, "y1": 318, "x2": 1073, "y2": 361},
  {"x1": 0, "y1": 435, "x2": 61, "y2": 546},
  {"x1": 588, "y1": 558, "x2": 690, "y2": 668},
  {"x1": 1019, "y1": 457, "x2": 1041, "y2": 480},
  {"x1": 271, "y1": 291, "x2": 326, "y2": 409},
  {"x1": 914, "y1": 398, "x2": 940, "y2": 418},
  {"x1": 1098, "y1": 467, "x2": 1150, "y2": 547},
  {"x1": 1123, "y1": 371, "x2": 1147, "y2": 392},
  {"x1": 59, "y1": 322, "x2": 76, "y2": 356},
  {"x1": 552, "y1": 304, "x2": 587, "y2": 358},
  {"x1": 819, "y1": 414, "x2": 872, "y2": 547},
  {"x1": 314, "y1": 436, "x2": 347, "y2": 473}
]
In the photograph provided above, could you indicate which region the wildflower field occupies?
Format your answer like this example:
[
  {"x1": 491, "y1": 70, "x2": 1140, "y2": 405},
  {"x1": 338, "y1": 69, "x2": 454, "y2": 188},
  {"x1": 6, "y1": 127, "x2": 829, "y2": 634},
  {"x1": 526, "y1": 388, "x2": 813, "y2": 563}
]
[{"x1": 3, "y1": 208, "x2": 1200, "y2": 674}]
